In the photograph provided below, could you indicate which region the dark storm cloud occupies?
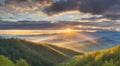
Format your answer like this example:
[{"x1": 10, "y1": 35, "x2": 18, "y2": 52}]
[
  {"x1": 44, "y1": 0, "x2": 80, "y2": 15},
  {"x1": 0, "y1": 21, "x2": 80, "y2": 30},
  {"x1": 44, "y1": 0, "x2": 120, "y2": 20},
  {"x1": 104, "y1": 4, "x2": 120, "y2": 20}
]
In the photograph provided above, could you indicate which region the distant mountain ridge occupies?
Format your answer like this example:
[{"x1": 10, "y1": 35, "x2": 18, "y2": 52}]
[
  {"x1": 40, "y1": 31, "x2": 120, "y2": 52},
  {"x1": 0, "y1": 31, "x2": 120, "y2": 52}
]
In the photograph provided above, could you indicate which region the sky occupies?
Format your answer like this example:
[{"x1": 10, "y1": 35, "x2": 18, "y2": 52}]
[
  {"x1": 0, "y1": 0, "x2": 120, "y2": 50},
  {"x1": 0, "y1": 0, "x2": 120, "y2": 31},
  {"x1": 0, "y1": 0, "x2": 119, "y2": 21}
]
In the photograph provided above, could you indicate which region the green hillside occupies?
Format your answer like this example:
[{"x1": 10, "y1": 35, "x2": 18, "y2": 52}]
[
  {"x1": 0, "y1": 38, "x2": 82, "y2": 66},
  {"x1": 56, "y1": 45, "x2": 120, "y2": 66},
  {"x1": 0, "y1": 55, "x2": 28, "y2": 66}
]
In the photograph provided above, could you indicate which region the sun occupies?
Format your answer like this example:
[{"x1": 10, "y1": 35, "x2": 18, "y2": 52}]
[
  {"x1": 66, "y1": 28, "x2": 72, "y2": 32},
  {"x1": 62, "y1": 28, "x2": 74, "y2": 33}
]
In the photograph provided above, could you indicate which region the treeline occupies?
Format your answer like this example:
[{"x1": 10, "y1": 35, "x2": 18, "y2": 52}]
[
  {"x1": 56, "y1": 45, "x2": 120, "y2": 66},
  {"x1": 0, "y1": 55, "x2": 28, "y2": 66}
]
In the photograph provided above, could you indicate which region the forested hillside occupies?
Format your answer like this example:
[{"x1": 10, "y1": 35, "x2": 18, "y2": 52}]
[
  {"x1": 56, "y1": 45, "x2": 120, "y2": 66},
  {"x1": 0, "y1": 55, "x2": 28, "y2": 66},
  {"x1": 0, "y1": 38, "x2": 82, "y2": 66}
]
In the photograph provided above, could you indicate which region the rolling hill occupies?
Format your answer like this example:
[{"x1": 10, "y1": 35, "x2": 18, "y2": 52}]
[
  {"x1": 0, "y1": 38, "x2": 82, "y2": 66},
  {"x1": 56, "y1": 45, "x2": 120, "y2": 66}
]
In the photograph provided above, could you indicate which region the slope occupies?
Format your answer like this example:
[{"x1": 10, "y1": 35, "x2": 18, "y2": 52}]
[
  {"x1": 57, "y1": 45, "x2": 120, "y2": 66},
  {"x1": 47, "y1": 44, "x2": 83, "y2": 57},
  {"x1": 0, "y1": 38, "x2": 82, "y2": 66}
]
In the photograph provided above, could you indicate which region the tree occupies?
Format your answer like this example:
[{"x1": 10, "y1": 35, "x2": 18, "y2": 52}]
[
  {"x1": 115, "y1": 61, "x2": 120, "y2": 66},
  {"x1": 102, "y1": 60, "x2": 115, "y2": 66},
  {"x1": 0, "y1": 55, "x2": 14, "y2": 66},
  {"x1": 15, "y1": 59, "x2": 29, "y2": 66}
]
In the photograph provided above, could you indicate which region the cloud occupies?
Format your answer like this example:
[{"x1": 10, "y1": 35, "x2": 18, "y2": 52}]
[
  {"x1": 103, "y1": 4, "x2": 120, "y2": 20},
  {"x1": 103, "y1": 14, "x2": 120, "y2": 20},
  {"x1": 0, "y1": 0, "x2": 55, "y2": 17},
  {"x1": 0, "y1": 21, "x2": 80, "y2": 30},
  {"x1": 0, "y1": 20, "x2": 120, "y2": 32},
  {"x1": 0, "y1": 0, "x2": 54, "y2": 8},
  {"x1": 44, "y1": 0, "x2": 120, "y2": 20},
  {"x1": 44, "y1": 0, "x2": 80, "y2": 15},
  {"x1": 4, "y1": 0, "x2": 54, "y2": 4},
  {"x1": 44, "y1": 0, "x2": 120, "y2": 14},
  {"x1": 0, "y1": 0, "x2": 120, "y2": 21}
]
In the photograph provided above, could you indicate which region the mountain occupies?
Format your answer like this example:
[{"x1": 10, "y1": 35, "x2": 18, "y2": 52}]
[
  {"x1": 1, "y1": 31, "x2": 120, "y2": 52},
  {"x1": 56, "y1": 45, "x2": 120, "y2": 66},
  {"x1": 40, "y1": 31, "x2": 120, "y2": 52},
  {"x1": 0, "y1": 38, "x2": 82, "y2": 66},
  {"x1": 64, "y1": 37, "x2": 120, "y2": 52}
]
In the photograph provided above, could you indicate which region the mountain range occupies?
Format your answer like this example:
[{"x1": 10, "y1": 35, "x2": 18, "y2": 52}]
[
  {"x1": 1, "y1": 31, "x2": 120, "y2": 52},
  {"x1": 0, "y1": 38, "x2": 119, "y2": 66}
]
